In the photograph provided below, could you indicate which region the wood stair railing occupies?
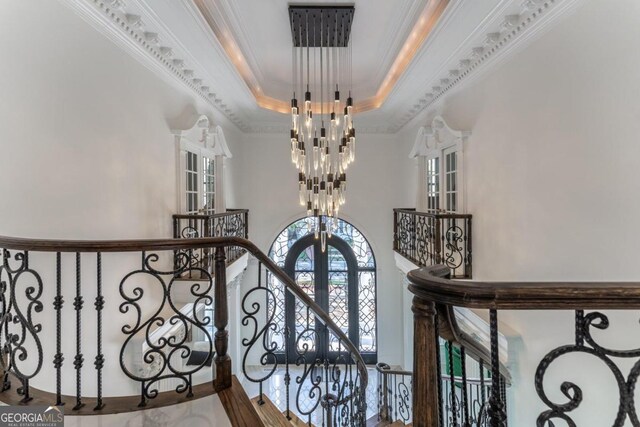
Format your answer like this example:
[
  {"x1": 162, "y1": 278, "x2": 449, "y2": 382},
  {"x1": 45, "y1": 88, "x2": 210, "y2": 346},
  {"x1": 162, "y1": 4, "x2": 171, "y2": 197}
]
[{"x1": 408, "y1": 264, "x2": 640, "y2": 427}]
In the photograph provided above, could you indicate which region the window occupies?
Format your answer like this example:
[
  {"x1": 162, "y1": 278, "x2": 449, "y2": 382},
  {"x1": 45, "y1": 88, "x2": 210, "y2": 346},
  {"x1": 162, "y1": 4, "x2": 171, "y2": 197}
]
[
  {"x1": 202, "y1": 156, "x2": 215, "y2": 214},
  {"x1": 425, "y1": 151, "x2": 460, "y2": 212},
  {"x1": 444, "y1": 148, "x2": 458, "y2": 212},
  {"x1": 412, "y1": 117, "x2": 467, "y2": 213},
  {"x1": 178, "y1": 144, "x2": 219, "y2": 215},
  {"x1": 185, "y1": 151, "x2": 199, "y2": 214},
  {"x1": 426, "y1": 156, "x2": 440, "y2": 210},
  {"x1": 174, "y1": 117, "x2": 232, "y2": 215}
]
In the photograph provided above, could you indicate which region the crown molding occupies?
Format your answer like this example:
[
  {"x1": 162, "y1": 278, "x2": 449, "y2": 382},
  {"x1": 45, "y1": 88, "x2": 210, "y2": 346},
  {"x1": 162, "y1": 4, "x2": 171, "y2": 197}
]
[
  {"x1": 59, "y1": 0, "x2": 250, "y2": 132},
  {"x1": 192, "y1": 0, "x2": 450, "y2": 115},
  {"x1": 390, "y1": 0, "x2": 585, "y2": 133}
]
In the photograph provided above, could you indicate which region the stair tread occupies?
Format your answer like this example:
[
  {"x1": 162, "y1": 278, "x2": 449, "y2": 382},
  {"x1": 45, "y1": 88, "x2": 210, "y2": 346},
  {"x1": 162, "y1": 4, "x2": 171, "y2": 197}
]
[
  {"x1": 285, "y1": 410, "x2": 316, "y2": 427},
  {"x1": 250, "y1": 395, "x2": 292, "y2": 427},
  {"x1": 366, "y1": 416, "x2": 411, "y2": 427},
  {"x1": 218, "y1": 376, "x2": 264, "y2": 427}
]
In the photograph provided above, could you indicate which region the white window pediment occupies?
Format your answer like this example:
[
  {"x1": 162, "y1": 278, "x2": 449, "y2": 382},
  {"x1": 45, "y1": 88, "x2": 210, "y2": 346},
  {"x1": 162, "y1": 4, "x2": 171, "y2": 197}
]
[
  {"x1": 173, "y1": 115, "x2": 233, "y2": 214},
  {"x1": 409, "y1": 115, "x2": 468, "y2": 159},
  {"x1": 211, "y1": 125, "x2": 233, "y2": 158},
  {"x1": 410, "y1": 116, "x2": 470, "y2": 213}
]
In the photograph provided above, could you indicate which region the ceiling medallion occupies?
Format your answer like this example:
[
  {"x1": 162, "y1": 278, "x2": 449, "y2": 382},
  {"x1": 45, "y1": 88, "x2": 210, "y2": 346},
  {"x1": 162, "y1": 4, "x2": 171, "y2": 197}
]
[{"x1": 289, "y1": 5, "x2": 357, "y2": 252}]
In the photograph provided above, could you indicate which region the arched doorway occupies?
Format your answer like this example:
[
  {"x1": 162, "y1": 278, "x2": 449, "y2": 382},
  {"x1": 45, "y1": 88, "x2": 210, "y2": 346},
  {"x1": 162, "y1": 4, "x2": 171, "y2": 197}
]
[{"x1": 269, "y1": 217, "x2": 377, "y2": 364}]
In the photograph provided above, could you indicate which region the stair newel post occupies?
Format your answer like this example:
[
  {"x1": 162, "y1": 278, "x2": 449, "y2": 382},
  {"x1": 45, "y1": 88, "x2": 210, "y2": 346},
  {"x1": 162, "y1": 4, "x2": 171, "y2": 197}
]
[
  {"x1": 411, "y1": 296, "x2": 441, "y2": 427},
  {"x1": 214, "y1": 246, "x2": 231, "y2": 391}
]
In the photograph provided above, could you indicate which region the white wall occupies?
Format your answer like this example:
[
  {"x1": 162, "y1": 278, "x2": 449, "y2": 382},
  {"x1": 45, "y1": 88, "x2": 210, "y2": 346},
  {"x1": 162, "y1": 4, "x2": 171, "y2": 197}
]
[
  {"x1": 0, "y1": 0, "x2": 243, "y2": 397},
  {"x1": 236, "y1": 132, "x2": 409, "y2": 366},
  {"x1": 399, "y1": 0, "x2": 640, "y2": 424}
]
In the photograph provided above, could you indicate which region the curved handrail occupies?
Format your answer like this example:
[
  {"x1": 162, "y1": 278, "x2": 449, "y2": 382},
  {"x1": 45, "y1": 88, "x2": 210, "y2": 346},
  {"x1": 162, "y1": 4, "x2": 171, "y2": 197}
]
[
  {"x1": 173, "y1": 208, "x2": 249, "y2": 221},
  {"x1": 0, "y1": 234, "x2": 368, "y2": 398},
  {"x1": 376, "y1": 362, "x2": 412, "y2": 377},
  {"x1": 408, "y1": 265, "x2": 640, "y2": 310},
  {"x1": 393, "y1": 207, "x2": 472, "y2": 219}
]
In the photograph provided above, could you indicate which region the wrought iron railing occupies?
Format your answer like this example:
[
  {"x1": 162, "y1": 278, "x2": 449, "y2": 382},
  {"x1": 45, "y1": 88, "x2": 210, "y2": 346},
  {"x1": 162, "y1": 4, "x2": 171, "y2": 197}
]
[
  {"x1": 0, "y1": 235, "x2": 367, "y2": 424},
  {"x1": 393, "y1": 208, "x2": 472, "y2": 279},
  {"x1": 173, "y1": 209, "x2": 248, "y2": 278},
  {"x1": 440, "y1": 372, "x2": 493, "y2": 427},
  {"x1": 376, "y1": 363, "x2": 413, "y2": 424},
  {"x1": 407, "y1": 264, "x2": 640, "y2": 426},
  {"x1": 241, "y1": 261, "x2": 368, "y2": 427},
  {"x1": 377, "y1": 342, "x2": 500, "y2": 426}
]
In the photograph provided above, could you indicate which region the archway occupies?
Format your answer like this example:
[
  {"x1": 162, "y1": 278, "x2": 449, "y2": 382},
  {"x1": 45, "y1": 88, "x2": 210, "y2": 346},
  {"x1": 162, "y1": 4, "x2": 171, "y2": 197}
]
[{"x1": 268, "y1": 217, "x2": 377, "y2": 363}]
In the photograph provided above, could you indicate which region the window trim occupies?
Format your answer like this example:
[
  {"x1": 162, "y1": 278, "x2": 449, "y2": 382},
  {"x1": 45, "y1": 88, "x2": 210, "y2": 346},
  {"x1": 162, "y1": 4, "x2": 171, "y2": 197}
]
[
  {"x1": 410, "y1": 116, "x2": 468, "y2": 214},
  {"x1": 177, "y1": 138, "x2": 220, "y2": 215},
  {"x1": 173, "y1": 116, "x2": 233, "y2": 216}
]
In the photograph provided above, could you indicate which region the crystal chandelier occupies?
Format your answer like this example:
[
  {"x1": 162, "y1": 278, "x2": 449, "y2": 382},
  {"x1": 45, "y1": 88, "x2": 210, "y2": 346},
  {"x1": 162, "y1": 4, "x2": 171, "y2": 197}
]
[{"x1": 288, "y1": 6, "x2": 356, "y2": 251}]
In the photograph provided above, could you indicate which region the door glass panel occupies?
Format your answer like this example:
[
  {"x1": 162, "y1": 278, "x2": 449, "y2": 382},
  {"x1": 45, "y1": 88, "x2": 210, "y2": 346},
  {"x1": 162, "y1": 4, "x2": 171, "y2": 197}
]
[
  {"x1": 295, "y1": 247, "x2": 315, "y2": 352},
  {"x1": 358, "y1": 271, "x2": 376, "y2": 352},
  {"x1": 327, "y1": 246, "x2": 349, "y2": 351},
  {"x1": 269, "y1": 218, "x2": 378, "y2": 359}
]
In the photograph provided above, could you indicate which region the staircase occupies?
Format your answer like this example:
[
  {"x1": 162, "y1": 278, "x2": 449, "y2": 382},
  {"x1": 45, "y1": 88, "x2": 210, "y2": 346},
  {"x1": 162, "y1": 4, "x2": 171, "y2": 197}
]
[{"x1": 248, "y1": 395, "x2": 411, "y2": 427}]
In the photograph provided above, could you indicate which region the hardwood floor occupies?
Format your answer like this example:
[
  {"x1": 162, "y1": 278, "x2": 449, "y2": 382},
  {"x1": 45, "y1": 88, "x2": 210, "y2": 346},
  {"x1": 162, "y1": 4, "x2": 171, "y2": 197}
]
[
  {"x1": 217, "y1": 376, "x2": 264, "y2": 427},
  {"x1": 0, "y1": 380, "x2": 218, "y2": 415}
]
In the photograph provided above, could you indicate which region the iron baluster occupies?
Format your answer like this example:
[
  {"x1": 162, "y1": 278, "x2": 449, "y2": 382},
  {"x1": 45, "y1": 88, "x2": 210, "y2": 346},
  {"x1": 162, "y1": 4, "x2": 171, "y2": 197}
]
[
  {"x1": 448, "y1": 341, "x2": 459, "y2": 427},
  {"x1": 461, "y1": 346, "x2": 470, "y2": 427},
  {"x1": 480, "y1": 359, "x2": 486, "y2": 404},
  {"x1": 94, "y1": 252, "x2": 105, "y2": 410},
  {"x1": 575, "y1": 310, "x2": 584, "y2": 346},
  {"x1": 73, "y1": 252, "x2": 84, "y2": 410},
  {"x1": 487, "y1": 310, "x2": 506, "y2": 427},
  {"x1": 54, "y1": 252, "x2": 63, "y2": 406},
  {"x1": 284, "y1": 325, "x2": 291, "y2": 420}
]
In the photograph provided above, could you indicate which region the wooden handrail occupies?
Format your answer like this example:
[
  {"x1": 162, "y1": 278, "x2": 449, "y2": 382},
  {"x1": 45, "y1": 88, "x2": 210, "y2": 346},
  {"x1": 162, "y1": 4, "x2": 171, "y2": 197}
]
[
  {"x1": 172, "y1": 208, "x2": 249, "y2": 221},
  {"x1": 408, "y1": 264, "x2": 640, "y2": 426},
  {"x1": 0, "y1": 234, "x2": 368, "y2": 399},
  {"x1": 393, "y1": 207, "x2": 472, "y2": 219},
  {"x1": 408, "y1": 265, "x2": 640, "y2": 309}
]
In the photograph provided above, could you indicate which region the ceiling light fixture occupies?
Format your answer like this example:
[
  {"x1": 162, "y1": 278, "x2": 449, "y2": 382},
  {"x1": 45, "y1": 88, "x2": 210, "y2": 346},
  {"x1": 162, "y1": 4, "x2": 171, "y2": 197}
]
[{"x1": 289, "y1": 5, "x2": 356, "y2": 252}]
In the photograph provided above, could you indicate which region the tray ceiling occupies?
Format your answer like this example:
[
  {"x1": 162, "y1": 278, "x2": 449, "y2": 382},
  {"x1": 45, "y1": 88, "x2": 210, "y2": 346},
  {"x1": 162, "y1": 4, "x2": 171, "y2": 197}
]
[
  {"x1": 71, "y1": 0, "x2": 584, "y2": 133},
  {"x1": 194, "y1": 0, "x2": 447, "y2": 116}
]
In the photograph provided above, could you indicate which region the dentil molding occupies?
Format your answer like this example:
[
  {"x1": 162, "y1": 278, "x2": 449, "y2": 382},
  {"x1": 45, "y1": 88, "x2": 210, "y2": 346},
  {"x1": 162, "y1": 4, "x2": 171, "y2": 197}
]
[
  {"x1": 59, "y1": 0, "x2": 249, "y2": 132},
  {"x1": 391, "y1": 0, "x2": 585, "y2": 133}
]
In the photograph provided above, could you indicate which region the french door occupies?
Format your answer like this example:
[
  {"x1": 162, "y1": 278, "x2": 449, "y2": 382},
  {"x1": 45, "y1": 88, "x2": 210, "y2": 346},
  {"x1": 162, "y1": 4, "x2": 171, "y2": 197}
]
[{"x1": 283, "y1": 235, "x2": 372, "y2": 363}]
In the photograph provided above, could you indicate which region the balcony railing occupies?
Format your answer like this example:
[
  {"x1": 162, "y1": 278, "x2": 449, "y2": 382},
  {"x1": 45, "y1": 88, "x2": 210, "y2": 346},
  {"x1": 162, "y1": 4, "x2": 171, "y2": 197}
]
[
  {"x1": 393, "y1": 208, "x2": 472, "y2": 279},
  {"x1": 173, "y1": 209, "x2": 248, "y2": 278}
]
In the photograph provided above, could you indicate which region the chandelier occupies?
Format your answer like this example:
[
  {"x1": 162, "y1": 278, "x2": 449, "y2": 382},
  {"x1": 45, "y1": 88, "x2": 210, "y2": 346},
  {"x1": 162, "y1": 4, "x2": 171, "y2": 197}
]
[{"x1": 288, "y1": 5, "x2": 356, "y2": 252}]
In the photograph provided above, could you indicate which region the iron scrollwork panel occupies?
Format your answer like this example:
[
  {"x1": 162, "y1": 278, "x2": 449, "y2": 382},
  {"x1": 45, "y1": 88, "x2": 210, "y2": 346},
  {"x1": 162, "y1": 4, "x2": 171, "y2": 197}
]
[
  {"x1": 535, "y1": 311, "x2": 640, "y2": 426},
  {"x1": 119, "y1": 251, "x2": 214, "y2": 406},
  {"x1": 0, "y1": 250, "x2": 44, "y2": 401}
]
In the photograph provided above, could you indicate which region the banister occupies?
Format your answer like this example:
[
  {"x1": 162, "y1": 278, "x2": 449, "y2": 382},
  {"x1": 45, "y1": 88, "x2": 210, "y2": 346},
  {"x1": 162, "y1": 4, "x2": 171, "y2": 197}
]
[
  {"x1": 376, "y1": 362, "x2": 412, "y2": 377},
  {"x1": 408, "y1": 264, "x2": 640, "y2": 426},
  {"x1": 408, "y1": 265, "x2": 640, "y2": 309},
  {"x1": 0, "y1": 234, "x2": 368, "y2": 399},
  {"x1": 393, "y1": 207, "x2": 472, "y2": 220},
  {"x1": 172, "y1": 208, "x2": 249, "y2": 221}
]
